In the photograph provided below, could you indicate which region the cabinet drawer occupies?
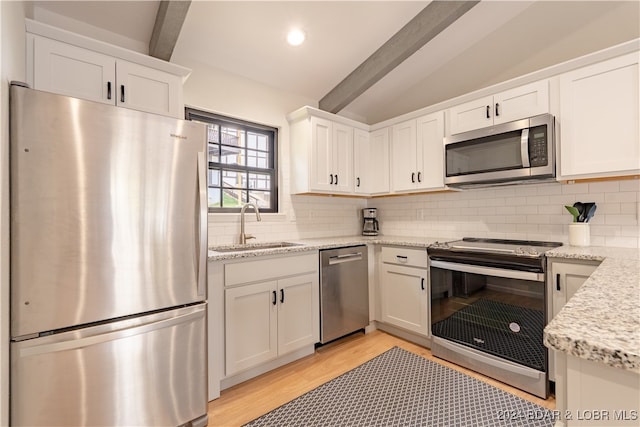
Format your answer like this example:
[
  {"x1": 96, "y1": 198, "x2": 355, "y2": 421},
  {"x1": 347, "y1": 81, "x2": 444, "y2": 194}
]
[
  {"x1": 380, "y1": 246, "x2": 428, "y2": 268},
  {"x1": 225, "y1": 253, "x2": 318, "y2": 286}
]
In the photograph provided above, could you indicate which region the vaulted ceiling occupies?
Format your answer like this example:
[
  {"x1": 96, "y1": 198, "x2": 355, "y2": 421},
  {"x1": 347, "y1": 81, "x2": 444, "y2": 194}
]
[{"x1": 31, "y1": 1, "x2": 640, "y2": 124}]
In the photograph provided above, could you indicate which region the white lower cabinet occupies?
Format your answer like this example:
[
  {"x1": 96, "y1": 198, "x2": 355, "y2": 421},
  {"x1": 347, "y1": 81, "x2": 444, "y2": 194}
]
[
  {"x1": 547, "y1": 258, "x2": 600, "y2": 382},
  {"x1": 223, "y1": 253, "x2": 319, "y2": 377},
  {"x1": 379, "y1": 247, "x2": 430, "y2": 337}
]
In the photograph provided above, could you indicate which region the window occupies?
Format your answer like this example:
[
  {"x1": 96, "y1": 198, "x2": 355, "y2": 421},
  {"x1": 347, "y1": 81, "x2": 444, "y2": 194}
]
[{"x1": 186, "y1": 108, "x2": 278, "y2": 213}]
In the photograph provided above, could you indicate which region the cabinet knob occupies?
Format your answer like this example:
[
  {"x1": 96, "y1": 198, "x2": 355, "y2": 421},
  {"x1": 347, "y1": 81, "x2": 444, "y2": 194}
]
[
  {"x1": 272, "y1": 290, "x2": 277, "y2": 305},
  {"x1": 280, "y1": 289, "x2": 285, "y2": 304},
  {"x1": 411, "y1": 172, "x2": 416, "y2": 183},
  {"x1": 421, "y1": 277, "x2": 425, "y2": 291},
  {"x1": 356, "y1": 177, "x2": 360, "y2": 187},
  {"x1": 335, "y1": 174, "x2": 338, "y2": 185},
  {"x1": 495, "y1": 103, "x2": 500, "y2": 117},
  {"x1": 486, "y1": 105, "x2": 490, "y2": 119},
  {"x1": 107, "y1": 82, "x2": 112, "y2": 100},
  {"x1": 120, "y1": 85, "x2": 125, "y2": 103},
  {"x1": 417, "y1": 172, "x2": 422, "y2": 183},
  {"x1": 329, "y1": 174, "x2": 333, "y2": 185},
  {"x1": 556, "y1": 274, "x2": 561, "y2": 291}
]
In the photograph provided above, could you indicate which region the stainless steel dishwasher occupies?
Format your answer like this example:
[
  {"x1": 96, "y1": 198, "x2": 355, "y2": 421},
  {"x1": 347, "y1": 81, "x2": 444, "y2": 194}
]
[{"x1": 319, "y1": 245, "x2": 369, "y2": 344}]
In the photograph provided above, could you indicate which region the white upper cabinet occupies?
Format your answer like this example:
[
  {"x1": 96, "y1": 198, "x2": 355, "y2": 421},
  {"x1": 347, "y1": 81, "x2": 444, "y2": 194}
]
[
  {"x1": 391, "y1": 111, "x2": 445, "y2": 193},
  {"x1": 448, "y1": 80, "x2": 549, "y2": 135},
  {"x1": 26, "y1": 20, "x2": 189, "y2": 119},
  {"x1": 306, "y1": 116, "x2": 353, "y2": 194},
  {"x1": 116, "y1": 60, "x2": 182, "y2": 117},
  {"x1": 367, "y1": 128, "x2": 391, "y2": 195},
  {"x1": 558, "y1": 52, "x2": 640, "y2": 180},
  {"x1": 289, "y1": 108, "x2": 366, "y2": 195},
  {"x1": 353, "y1": 129, "x2": 370, "y2": 194},
  {"x1": 33, "y1": 36, "x2": 116, "y2": 105}
]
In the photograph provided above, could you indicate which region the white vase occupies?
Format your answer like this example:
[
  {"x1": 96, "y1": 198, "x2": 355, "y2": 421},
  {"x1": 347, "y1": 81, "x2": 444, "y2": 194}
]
[{"x1": 569, "y1": 223, "x2": 590, "y2": 246}]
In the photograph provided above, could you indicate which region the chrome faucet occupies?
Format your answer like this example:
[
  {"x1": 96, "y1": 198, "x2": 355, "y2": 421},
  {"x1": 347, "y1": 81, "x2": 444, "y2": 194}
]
[{"x1": 240, "y1": 203, "x2": 262, "y2": 244}]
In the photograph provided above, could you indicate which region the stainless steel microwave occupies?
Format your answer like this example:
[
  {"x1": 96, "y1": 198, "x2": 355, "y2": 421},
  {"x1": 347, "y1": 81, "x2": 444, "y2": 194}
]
[{"x1": 444, "y1": 114, "x2": 555, "y2": 187}]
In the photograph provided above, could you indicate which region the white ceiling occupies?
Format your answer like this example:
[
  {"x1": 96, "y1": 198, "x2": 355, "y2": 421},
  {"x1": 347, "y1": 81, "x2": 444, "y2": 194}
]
[{"x1": 31, "y1": 1, "x2": 640, "y2": 124}]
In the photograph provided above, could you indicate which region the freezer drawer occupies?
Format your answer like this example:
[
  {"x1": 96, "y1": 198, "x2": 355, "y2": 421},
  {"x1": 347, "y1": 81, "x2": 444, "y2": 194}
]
[{"x1": 11, "y1": 304, "x2": 207, "y2": 427}]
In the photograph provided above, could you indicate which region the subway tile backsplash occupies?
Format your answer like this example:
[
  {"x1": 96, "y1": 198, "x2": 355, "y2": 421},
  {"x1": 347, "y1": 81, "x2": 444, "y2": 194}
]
[
  {"x1": 372, "y1": 179, "x2": 640, "y2": 248},
  {"x1": 208, "y1": 179, "x2": 639, "y2": 248}
]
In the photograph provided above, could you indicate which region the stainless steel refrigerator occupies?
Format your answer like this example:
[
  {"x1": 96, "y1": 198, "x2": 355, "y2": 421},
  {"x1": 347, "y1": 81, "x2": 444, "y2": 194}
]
[{"x1": 9, "y1": 84, "x2": 209, "y2": 426}]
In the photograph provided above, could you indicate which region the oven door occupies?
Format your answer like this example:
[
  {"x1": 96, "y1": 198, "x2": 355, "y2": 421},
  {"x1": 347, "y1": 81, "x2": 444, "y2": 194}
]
[{"x1": 429, "y1": 259, "x2": 549, "y2": 398}]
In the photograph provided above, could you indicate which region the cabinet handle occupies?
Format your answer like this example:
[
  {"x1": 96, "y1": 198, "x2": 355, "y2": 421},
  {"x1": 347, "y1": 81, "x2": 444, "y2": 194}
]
[
  {"x1": 280, "y1": 289, "x2": 285, "y2": 304},
  {"x1": 417, "y1": 172, "x2": 422, "y2": 183},
  {"x1": 120, "y1": 85, "x2": 125, "y2": 103},
  {"x1": 356, "y1": 177, "x2": 360, "y2": 187},
  {"x1": 495, "y1": 102, "x2": 500, "y2": 117},
  {"x1": 335, "y1": 174, "x2": 338, "y2": 185},
  {"x1": 396, "y1": 255, "x2": 408, "y2": 264},
  {"x1": 556, "y1": 274, "x2": 561, "y2": 291},
  {"x1": 411, "y1": 172, "x2": 416, "y2": 183},
  {"x1": 486, "y1": 105, "x2": 490, "y2": 119},
  {"x1": 421, "y1": 277, "x2": 425, "y2": 291},
  {"x1": 107, "y1": 82, "x2": 112, "y2": 100},
  {"x1": 329, "y1": 174, "x2": 333, "y2": 185},
  {"x1": 272, "y1": 290, "x2": 277, "y2": 305}
]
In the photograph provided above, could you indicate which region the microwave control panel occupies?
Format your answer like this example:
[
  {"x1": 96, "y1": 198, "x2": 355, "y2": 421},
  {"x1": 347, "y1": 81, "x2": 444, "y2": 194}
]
[{"x1": 529, "y1": 125, "x2": 548, "y2": 167}]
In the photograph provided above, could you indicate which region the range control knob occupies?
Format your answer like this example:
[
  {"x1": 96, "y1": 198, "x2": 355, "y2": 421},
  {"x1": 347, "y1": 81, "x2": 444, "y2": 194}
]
[{"x1": 515, "y1": 247, "x2": 525, "y2": 255}]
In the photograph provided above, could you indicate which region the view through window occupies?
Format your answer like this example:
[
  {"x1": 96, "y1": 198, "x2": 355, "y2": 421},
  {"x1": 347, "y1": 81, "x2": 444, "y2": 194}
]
[{"x1": 186, "y1": 108, "x2": 278, "y2": 213}]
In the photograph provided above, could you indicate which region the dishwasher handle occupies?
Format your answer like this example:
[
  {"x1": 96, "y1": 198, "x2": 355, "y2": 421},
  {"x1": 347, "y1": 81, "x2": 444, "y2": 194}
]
[{"x1": 328, "y1": 252, "x2": 363, "y2": 265}]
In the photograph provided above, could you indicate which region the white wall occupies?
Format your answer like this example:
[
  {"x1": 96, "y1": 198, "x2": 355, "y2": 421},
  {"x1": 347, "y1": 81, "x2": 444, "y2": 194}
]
[
  {"x1": 1, "y1": 2, "x2": 28, "y2": 424},
  {"x1": 372, "y1": 179, "x2": 640, "y2": 248},
  {"x1": 175, "y1": 57, "x2": 367, "y2": 245}
]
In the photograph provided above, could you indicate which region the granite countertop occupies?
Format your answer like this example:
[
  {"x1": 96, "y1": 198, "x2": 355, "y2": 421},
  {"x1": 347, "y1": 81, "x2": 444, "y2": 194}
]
[
  {"x1": 207, "y1": 235, "x2": 442, "y2": 261},
  {"x1": 544, "y1": 245, "x2": 640, "y2": 373}
]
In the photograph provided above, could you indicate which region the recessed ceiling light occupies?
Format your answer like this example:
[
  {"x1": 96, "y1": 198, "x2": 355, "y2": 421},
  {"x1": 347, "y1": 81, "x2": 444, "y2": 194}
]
[{"x1": 287, "y1": 29, "x2": 305, "y2": 46}]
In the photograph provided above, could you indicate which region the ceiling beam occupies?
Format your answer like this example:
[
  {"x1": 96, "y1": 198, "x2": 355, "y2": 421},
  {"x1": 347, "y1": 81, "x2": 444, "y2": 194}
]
[
  {"x1": 319, "y1": 1, "x2": 480, "y2": 114},
  {"x1": 149, "y1": 0, "x2": 191, "y2": 61}
]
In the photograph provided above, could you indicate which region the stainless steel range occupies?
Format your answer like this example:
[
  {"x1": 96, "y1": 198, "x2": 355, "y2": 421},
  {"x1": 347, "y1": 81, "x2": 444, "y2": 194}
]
[{"x1": 427, "y1": 238, "x2": 561, "y2": 399}]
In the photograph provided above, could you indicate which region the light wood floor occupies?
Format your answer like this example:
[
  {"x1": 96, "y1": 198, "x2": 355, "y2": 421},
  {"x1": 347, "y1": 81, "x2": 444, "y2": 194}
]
[{"x1": 208, "y1": 330, "x2": 556, "y2": 426}]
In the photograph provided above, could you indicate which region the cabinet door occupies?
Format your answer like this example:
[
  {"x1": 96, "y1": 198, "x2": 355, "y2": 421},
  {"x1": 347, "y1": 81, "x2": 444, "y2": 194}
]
[
  {"x1": 33, "y1": 36, "x2": 115, "y2": 105},
  {"x1": 559, "y1": 53, "x2": 640, "y2": 179},
  {"x1": 416, "y1": 111, "x2": 445, "y2": 191},
  {"x1": 391, "y1": 120, "x2": 418, "y2": 192},
  {"x1": 548, "y1": 260, "x2": 598, "y2": 382},
  {"x1": 116, "y1": 60, "x2": 183, "y2": 118},
  {"x1": 448, "y1": 95, "x2": 493, "y2": 135},
  {"x1": 550, "y1": 262, "x2": 598, "y2": 320},
  {"x1": 353, "y1": 128, "x2": 370, "y2": 194},
  {"x1": 277, "y1": 274, "x2": 319, "y2": 355},
  {"x1": 380, "y1": 266, "x2": 429, "y2": 336},
  {"x1": 332, "y1": 123, "x2": 354, "y2": 194},
  {"x1": 309, "y1": 117, "x2": 334, "y2": 192},
  {"x1": 225, "y1": 281, "x2": 278, "y2": 376},
  {"x1": 493, "y1": 80, "x2": 549, "y2": 125},
  {"x1": 368, "y1": 128, "x2": 391, "y2": 195}
]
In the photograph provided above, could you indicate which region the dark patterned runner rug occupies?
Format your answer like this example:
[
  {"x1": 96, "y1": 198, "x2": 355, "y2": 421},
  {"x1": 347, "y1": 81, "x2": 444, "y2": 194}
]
[{"x1": 244, "y1": 347, "x2": 555, "y2": 427}]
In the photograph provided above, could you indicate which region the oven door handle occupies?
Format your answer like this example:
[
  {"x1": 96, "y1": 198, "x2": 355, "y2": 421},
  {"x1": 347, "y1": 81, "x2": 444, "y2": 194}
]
[{"x1": 430, "y1": 260, "x2": 544, "y2": 282}]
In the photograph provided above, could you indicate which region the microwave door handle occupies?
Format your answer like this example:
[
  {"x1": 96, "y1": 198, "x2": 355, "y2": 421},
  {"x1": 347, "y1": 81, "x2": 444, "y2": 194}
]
[{"x1": 520, "y1": 128, "x2": 530, "y2": 168}]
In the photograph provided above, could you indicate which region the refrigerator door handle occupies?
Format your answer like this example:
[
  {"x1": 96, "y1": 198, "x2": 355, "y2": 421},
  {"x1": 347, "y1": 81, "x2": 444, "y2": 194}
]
[
  {"x1": 197, "y1": 152, "x2": 207, "y2": 299},
  {"x1": 17, "y1": 308, "x2": 205, "y2": 358}
]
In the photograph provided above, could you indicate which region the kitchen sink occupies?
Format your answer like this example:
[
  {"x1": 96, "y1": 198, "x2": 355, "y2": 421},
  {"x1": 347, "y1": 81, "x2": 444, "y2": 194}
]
[{"x1": 211, "y1": 242, "x2": 304, "y2": 253}]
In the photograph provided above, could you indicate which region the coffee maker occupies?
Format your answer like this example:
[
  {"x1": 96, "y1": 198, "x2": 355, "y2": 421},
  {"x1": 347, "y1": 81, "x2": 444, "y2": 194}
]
[{"x1": 362, "y1": 208, "x2": 379, "y2": 236}]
